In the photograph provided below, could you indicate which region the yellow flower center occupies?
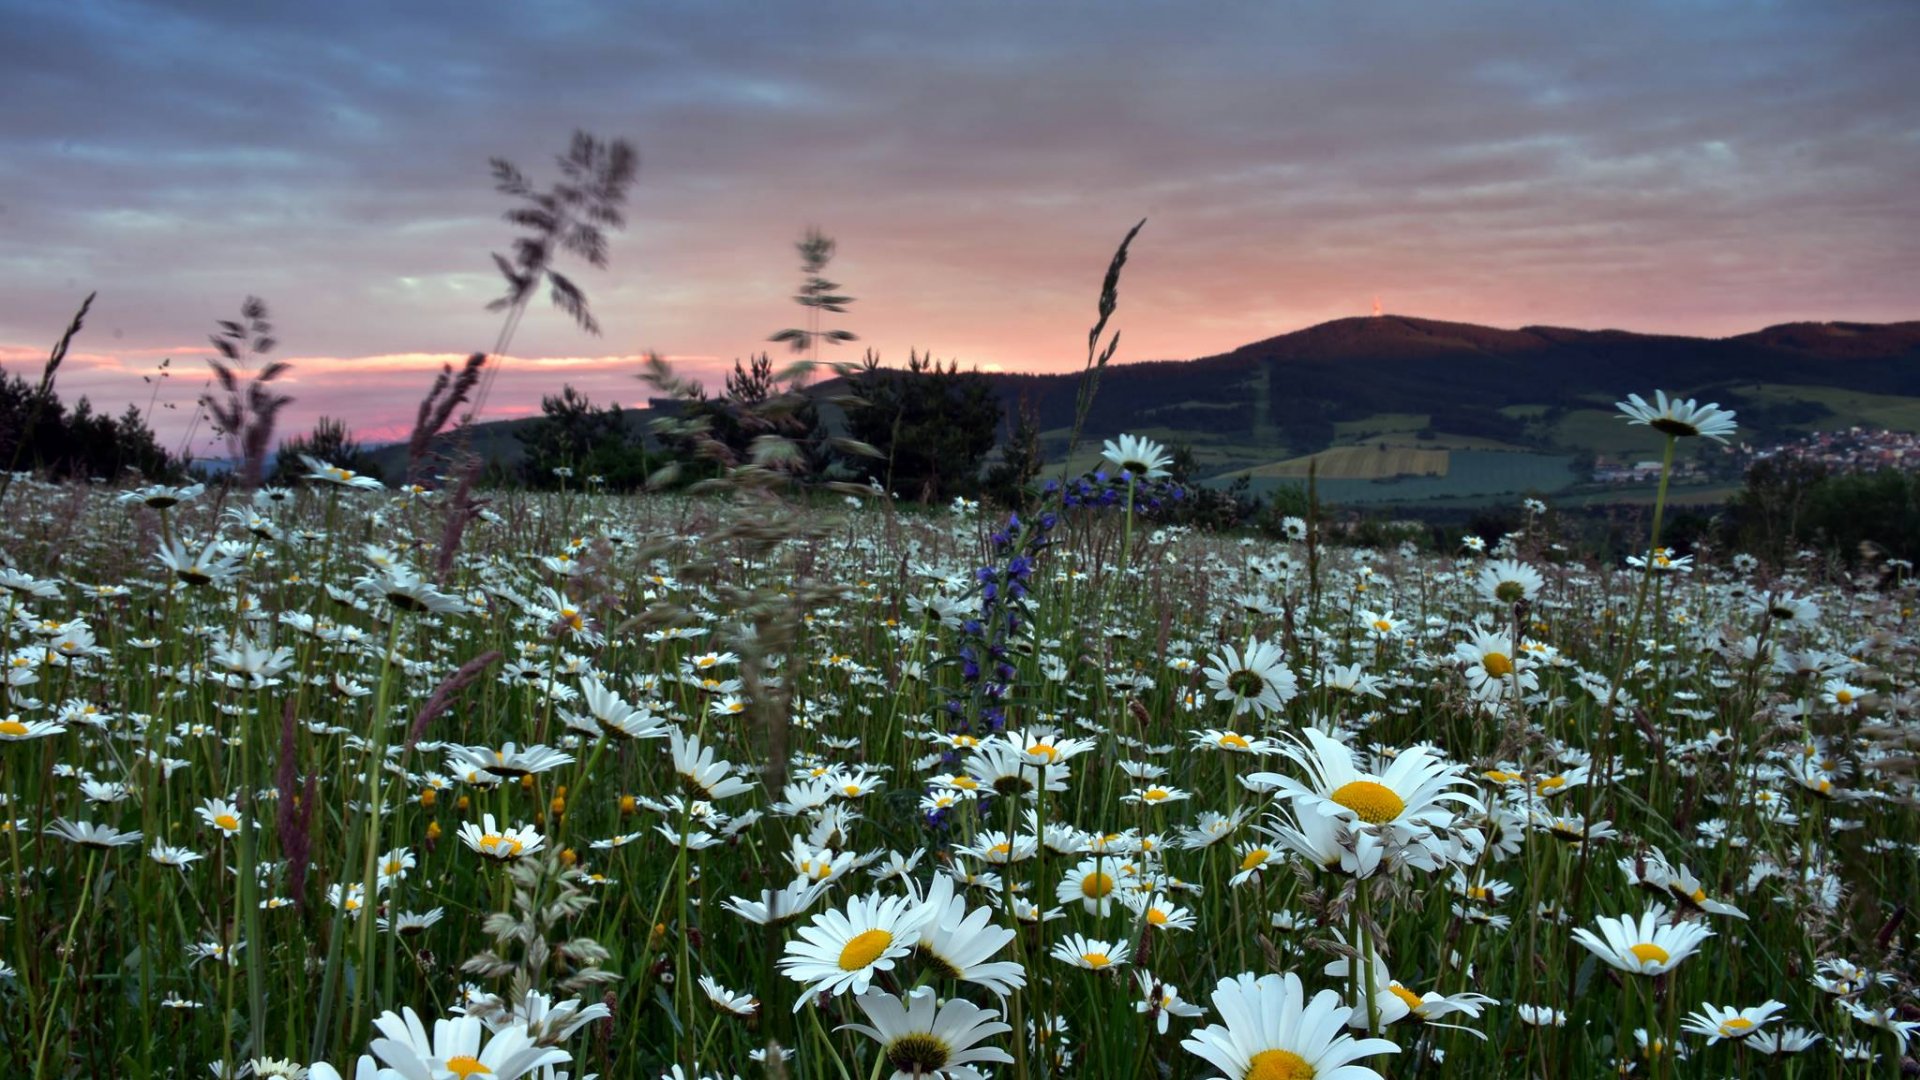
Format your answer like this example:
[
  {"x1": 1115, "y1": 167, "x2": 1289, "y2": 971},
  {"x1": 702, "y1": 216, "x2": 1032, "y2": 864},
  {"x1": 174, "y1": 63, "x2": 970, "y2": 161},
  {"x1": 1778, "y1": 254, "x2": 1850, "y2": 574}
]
[
  {"x1": 445, "y1": 1057, "x2": 492, "y2": 1077},
  {"x1": 1721, "y1": 1017, "x2": 1753, "y2": 1033},
  {"x1": 1835, "y1": 690, "x2": 1853, "y2": 705},
  {"x1": 1629, "y1": 942, "x2": 1670, "y2": 967},
  {"x1": 1030, "y1": 744, "x2": 1060, "y2": 763},
  {"x1": 0, "y1": 720, "x2": 29, "y2": 736},
  {"x1": 1331, "y1": 780, "x2": 1405, "y2": 824},
  {"x1": 214, "y1": 814, "x2": 240, "y2": 832},
  {"x1": 1537, "y1": 776, "x2": 1566, "y2": 793},
  {"x1": 1245, "y1": 1048, "x2": 1315, "y2": 1080},
  {"x1": 1239, "y1": 848, "x2": 1271, "y2": 871},
  {"x1": 838, "y1": 929, "x2": 894, "y2": 971},
  {"x1": 1146, "y1": 908, "x2": 1169, "y2": 925},
  {"x1": 1219, "y1": 733, "x2": 1250, "y2": 749},
  {"x1": 1372, "y1": 619, "x2": 1392, "y2": 633},
  {"x1": 1081, "y1": 872, "x2": 1115, "y2": 898},
  {"x1": 1081, "y1": 951, "x2": 1111, "y2": 969},
  {"x1": 1389, "y1": 983, "x2": 1426, "y2": 1011},
  {"x1": 1482, "y1": 651, "x2": 1514, "y2": 677},
  {"x1": 1144, "y1": 788, "x2": 1171, "y2": 801}
]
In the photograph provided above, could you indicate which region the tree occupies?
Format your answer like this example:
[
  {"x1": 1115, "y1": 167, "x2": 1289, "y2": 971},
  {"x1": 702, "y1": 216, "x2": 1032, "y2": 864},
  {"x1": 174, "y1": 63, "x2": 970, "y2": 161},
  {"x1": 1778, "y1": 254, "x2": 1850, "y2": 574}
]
[
  {"x1": 516, "y1": 385, "x2": 649, "y2": 489},
  {"x1": 846, "y1": 350, "x2": 1001, "y2": 503},
  {"x1": 982, "y1": 393, "x2": 1043, "y2": 509},
  {"x1": 271, "y1": 417, "x2": 383, "y2": 487}
]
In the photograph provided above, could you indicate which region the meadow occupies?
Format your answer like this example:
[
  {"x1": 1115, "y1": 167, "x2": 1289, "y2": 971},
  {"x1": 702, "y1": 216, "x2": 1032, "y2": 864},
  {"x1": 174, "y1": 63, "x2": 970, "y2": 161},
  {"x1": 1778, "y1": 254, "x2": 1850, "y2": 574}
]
[{"x1": 0, "y1": 400, "x2": 1916, "y2": 1080}]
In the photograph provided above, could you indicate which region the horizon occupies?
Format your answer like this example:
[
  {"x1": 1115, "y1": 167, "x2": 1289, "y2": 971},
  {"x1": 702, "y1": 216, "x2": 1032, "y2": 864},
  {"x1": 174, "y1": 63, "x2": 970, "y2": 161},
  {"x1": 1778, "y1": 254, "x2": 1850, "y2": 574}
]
[{"x1": 3, "y1": 1, "x2": 1918, "y2": 451}]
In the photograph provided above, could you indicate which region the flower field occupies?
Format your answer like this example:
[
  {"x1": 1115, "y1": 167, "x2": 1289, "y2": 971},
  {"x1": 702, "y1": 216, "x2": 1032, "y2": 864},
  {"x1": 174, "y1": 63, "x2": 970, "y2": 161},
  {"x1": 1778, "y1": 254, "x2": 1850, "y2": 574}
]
[{"x1": 2, "y1": 406, "x2": 1917, "y2": 1079}]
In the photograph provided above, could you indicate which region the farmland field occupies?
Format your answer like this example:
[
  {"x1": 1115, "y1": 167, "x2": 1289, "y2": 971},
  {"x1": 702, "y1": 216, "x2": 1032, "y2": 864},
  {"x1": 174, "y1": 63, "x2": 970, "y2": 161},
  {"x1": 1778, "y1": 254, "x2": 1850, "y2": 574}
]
[
  {"x1": 0, "y1": 442, "x2": 1914, "y2": 1080},
  {"x1": 1236, "y1": 445, "x2": 1450, "y2": 480},
  {"x1": 1231, "y1": 448, "x2": 1578, "y2": 504}
]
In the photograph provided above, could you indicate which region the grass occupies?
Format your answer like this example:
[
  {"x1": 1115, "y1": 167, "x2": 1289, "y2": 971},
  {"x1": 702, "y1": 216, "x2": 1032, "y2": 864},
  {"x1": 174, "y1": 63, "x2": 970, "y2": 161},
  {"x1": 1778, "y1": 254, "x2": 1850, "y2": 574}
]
[{"x1": 3, "y1": 436, "x2": 1911, "y2": 1079}]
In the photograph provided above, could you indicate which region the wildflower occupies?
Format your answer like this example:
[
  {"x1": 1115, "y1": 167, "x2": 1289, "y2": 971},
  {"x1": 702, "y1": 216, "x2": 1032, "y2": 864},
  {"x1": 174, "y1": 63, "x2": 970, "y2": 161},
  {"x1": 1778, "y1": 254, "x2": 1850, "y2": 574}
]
[
  {"x1": 1477, "y1": 558, "x2": 1543, "y2": 605},
  {"x1": 456, "y1": 814, "x2": 544, "y2": 861},
  {"x1": 197, "y1": 797, "x2": 245, "y2": 837},
  {"x1": 779, "y1": 893, "x2": 936, "y2": 1007},
  {"x1": 1680, "y1": 1000, "x2": 1786, "y2": 1044},
  {"x1": 301, "y1": 455, "x2": 385, "y2": 490},
  {"x1": 367, "y1": 1007, "x2": 568, "y2": 1080},
  {"x1": 699, "y1": 976, "x2": 759, "y2": 1018},
  {"x1": 1101, "y1": 434, "x2": 1174, "y2": 480},
  {"x1": 841, "y1": 987, "x2": 1014, "y2": 1080},
  {"x1": 1202, "y1": 637, "x2": 1299, "y2": 718},
  {"x1": 1615, "y1": 390, "x2": 1738, "y2": 443},
  {"x1": 1182, "y1": 972, "x2": 1398, "y2": 1080},
  {"x1": 914, "y1": 875, "x2": 1025, "y2": 998},
  {"x1": 1570, "y1": 908, "x2": 1713, "y2": 976},
  {"x1": 1050, "y1": 933, "x2": 1130, "y2": 971},
  {"x1": 1134, "y1": 970, "x2": 1207, "y2": 1034}
]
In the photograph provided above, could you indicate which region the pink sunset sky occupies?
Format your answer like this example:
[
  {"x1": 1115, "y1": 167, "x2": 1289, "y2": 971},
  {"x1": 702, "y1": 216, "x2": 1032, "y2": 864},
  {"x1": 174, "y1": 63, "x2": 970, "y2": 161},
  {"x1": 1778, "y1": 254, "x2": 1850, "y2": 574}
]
[{"x1": 2, "y1": 1, "x2": 1917, "y2": 455}]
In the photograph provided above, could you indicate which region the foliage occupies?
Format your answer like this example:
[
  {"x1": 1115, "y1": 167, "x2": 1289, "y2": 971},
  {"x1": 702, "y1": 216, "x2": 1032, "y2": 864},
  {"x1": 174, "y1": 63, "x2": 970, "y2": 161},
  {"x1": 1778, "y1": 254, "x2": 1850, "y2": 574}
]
[
  {"x1": 982, "y1": 393, "x2": 1045, "y2": 509},
  {"x1": 0, "y1": 368, "x2": 182, "y2": 484},
  {"x1": 485, "y1": 132, "x2": 640, "y2": 339},
  {"x1": 845, "y1": 350, "x2": 1002, "y2": 502},
  {"x1": 515, "y1": 385, "x2": 650, "y2": 489},
  {"x1": 1723, "y1": 459, "x2": 1920, "y2": 566},
  {"x1": 768, "y1": 227, "x2": 858, "y2": 362},
  {"x1": 199, "y1": 296, "x2": 291, "y2": 490}
]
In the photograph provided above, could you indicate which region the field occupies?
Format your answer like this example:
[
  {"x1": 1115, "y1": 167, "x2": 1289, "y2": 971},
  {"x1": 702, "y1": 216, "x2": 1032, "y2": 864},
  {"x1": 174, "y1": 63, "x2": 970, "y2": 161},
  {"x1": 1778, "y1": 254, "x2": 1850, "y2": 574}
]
[
  {"x1": 1232, "y1": 449, "x2": 1579, "y2": 504},
  {"x1": 0, "y1": 444, "x2": 1915, "y2": 1080},
  {"x1": 1235, "y1": 445, "x2": 1450, "y2": 480}
]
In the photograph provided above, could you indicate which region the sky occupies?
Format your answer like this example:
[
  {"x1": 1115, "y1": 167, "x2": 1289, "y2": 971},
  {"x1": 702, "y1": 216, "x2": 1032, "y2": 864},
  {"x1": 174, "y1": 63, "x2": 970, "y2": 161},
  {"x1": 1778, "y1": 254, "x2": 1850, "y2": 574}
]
[{"x1": 3, "y1": 0, "x2": 1918, "y2": 452}]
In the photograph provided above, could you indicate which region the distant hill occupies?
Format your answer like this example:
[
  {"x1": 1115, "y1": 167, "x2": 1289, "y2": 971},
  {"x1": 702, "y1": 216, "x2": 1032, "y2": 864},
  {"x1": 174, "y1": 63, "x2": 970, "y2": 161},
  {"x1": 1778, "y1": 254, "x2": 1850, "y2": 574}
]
[
  {"x1": 981, "y1": 314, "x2": 1920, "y2": 451},
  {"x1": 366, "y1": 315, "x2": 1920, "y2": 502}
]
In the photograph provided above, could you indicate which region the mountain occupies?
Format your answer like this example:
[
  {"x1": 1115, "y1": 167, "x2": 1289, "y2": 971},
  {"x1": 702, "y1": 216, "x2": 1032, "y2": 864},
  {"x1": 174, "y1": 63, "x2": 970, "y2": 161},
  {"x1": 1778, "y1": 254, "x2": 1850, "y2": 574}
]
[
  {"x1": 981, "y1": 315, "x2": 1920, "y2": 453},
  {"x1": 369, "y1": 315, "x2": 1920, "y2": 502}
]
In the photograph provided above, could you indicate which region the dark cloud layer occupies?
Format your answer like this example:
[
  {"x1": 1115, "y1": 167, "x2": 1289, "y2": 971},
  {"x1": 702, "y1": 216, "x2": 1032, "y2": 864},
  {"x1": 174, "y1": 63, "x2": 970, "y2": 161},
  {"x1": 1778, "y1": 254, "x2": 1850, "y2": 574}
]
[{"x1": 2, "y1": 1, "x2": 1917, "y2": 447}]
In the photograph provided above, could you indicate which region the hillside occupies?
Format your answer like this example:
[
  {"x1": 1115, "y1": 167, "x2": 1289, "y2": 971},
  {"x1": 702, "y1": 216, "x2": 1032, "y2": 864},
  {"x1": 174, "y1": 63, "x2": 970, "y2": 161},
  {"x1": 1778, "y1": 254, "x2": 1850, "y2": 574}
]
[{"x1": 369, "y1": 315, "x2": 1920, "y2": 503}]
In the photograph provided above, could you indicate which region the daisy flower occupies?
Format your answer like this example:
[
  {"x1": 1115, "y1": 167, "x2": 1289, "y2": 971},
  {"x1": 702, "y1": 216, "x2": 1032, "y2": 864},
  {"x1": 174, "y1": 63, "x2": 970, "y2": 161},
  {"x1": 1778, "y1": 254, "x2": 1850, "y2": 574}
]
[
  {"x1": 914, "y1": 875, "x2": 1025, "y2": 998},
  {"x1": 1181, "y1": 971, "x2": 1398, "y2": 1080},
  {"x1": 0, "y1": 715, "x2": 64, "y2": 741},
  {"x1": 1477, "y1": 558, "x2": 1543, "y2": 606},
  {"x1": 45, "y1": 819, "x2": 143, "y2": 849},
  {"x1": 1134, "y1": 970, "x2": 1208, "y2": 1034},
  {"x1": 1570, "y1": 908, "x2": 1713, "y2": 976},
  {"x1": 1050, "y1": 933, "x2": 1130, "y2": 971},
  {"x1": 1122, "y1": 890, "x2": 1198, "y2": 932},
  {"x1": 1252, "y1": 728, "x2": 1480, "y2": 844},
  {"x1": 1057, "y1": 855, "x2": 1129, "y2": 915},
  {"x1": 670, "y1": 728, "x2": 754, "y2": 801},
  {"x1": 779, "y1": 892, "x2": 935, "y2": 1008},
  {"x1": 1202, "y1": 637, "x2": 1299, "y2": 719},
  {"x1": 841, "y1": 987, "x2": 1013, "y2": 1080},
  {"x1": 1101, "y1": 434, "x2": 1174, "y2": 480},
  {"x1": 456, "y1": 814, "x2": 545, "y2": 861},
  {"x1": 1615, "y1": 390, "x2": 1738, "y2": 443},
  {"x1": 1453, "y1": 630, "x2": 1538, "y2": 703},
  {"x1": 367, "y1": 1007, "x2": 567, "y2": 1080},
  {"x1": 1681, "y1": 1000, "x2": 1786, "y2": 1044},
  {"x1": 699, "y1": 975, "x2": 759, "y2": 1018}
]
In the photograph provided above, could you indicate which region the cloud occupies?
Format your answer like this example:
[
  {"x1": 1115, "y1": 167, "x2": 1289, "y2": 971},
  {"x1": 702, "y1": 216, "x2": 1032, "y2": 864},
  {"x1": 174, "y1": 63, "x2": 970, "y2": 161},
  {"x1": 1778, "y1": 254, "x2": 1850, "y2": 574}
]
[{"x1": 0, "y1": 0, "x2": 1915, "y2": 432}]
